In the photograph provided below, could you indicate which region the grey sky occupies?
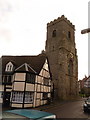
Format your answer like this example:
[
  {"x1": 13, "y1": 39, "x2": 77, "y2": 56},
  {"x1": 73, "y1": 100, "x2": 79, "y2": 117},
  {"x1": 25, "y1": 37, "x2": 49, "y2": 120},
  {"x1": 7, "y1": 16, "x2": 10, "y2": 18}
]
[{"x1": 0, "y1": 0, "x2": 89, "y2": 80}]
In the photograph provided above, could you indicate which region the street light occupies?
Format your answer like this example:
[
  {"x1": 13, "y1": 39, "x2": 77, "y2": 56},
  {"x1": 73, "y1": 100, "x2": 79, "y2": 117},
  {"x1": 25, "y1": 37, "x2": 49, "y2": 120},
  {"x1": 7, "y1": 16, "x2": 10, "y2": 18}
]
[{"x1": 81, "y1": 28, "x2": 90, "y2": 34}]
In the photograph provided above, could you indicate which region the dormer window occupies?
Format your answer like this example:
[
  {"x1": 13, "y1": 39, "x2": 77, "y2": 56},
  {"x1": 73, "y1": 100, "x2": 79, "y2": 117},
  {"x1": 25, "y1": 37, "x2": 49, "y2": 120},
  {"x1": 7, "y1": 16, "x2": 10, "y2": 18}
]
[{"x1": 5, "y1": 62, "x2": 14, "y2": 72}]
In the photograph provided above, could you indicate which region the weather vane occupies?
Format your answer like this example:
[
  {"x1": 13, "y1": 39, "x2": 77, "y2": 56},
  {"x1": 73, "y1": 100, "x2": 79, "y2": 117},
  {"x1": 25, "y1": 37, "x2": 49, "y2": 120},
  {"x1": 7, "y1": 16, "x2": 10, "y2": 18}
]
[{"x1": 81, "y1": 28, "x2": 90, "y2": 34}]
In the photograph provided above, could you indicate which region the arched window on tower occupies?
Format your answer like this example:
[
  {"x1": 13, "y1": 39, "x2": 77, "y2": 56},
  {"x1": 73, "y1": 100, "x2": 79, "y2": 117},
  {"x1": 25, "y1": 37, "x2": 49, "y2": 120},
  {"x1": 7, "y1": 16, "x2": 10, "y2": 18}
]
[{"x1": 52, "y1": 30, "x2": 56, "y2": 37}]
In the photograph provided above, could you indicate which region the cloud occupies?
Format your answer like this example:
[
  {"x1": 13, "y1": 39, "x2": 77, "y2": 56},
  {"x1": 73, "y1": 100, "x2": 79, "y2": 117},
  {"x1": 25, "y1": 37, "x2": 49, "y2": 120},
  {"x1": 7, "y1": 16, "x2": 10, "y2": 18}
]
[{"x1": 0, "y1": 0, "x2": 13, "y2": 23}]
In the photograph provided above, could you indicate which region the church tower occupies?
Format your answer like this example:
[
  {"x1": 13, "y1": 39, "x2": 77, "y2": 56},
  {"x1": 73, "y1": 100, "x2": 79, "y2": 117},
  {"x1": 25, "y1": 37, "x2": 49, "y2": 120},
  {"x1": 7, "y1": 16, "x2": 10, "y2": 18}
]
[{"x1": 45, "y1": 15, "x2": 78, "y2": 100}]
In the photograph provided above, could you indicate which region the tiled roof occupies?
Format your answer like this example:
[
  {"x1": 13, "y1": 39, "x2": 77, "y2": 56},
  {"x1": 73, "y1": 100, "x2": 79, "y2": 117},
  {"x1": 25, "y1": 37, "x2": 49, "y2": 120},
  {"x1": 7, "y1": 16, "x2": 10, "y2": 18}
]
[{"x1": 2, "y1": 53, "x2": 47, "y2": 75}]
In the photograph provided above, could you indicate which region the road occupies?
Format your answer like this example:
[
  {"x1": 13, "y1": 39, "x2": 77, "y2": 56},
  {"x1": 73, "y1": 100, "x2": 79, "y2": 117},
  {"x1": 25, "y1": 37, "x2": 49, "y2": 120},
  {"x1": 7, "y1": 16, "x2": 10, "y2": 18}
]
[{"x1": 45, "y1": 99, "x2": 90, "y2": 119}]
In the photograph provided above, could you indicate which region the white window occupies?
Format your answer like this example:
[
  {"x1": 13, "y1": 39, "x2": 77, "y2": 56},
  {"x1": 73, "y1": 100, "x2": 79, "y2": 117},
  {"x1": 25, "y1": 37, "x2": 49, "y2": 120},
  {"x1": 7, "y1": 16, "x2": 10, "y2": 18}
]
[
  {"x1": 11, "y1": 91, "x2": 24, "y2": 103},
  {"x1": 24, "y1": 92, "x2": 33, "y2": 103},
  {"x1": 11, "y1": 91, "x2": 33, "y2": 103},
  {"x1": 5, "y1": 62, "x2": 13, "y2": 72}
]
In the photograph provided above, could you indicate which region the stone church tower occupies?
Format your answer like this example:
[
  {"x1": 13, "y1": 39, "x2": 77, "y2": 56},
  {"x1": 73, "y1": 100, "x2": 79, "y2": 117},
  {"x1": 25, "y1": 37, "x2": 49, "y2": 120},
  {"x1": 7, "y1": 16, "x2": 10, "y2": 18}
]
[{"x1": 45, "y1": 15, "x2": 78, "y2": 100}]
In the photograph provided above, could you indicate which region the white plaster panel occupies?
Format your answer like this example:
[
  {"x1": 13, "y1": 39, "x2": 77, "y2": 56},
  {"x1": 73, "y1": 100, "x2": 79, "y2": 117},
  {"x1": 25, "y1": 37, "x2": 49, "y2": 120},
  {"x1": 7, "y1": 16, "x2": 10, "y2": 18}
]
[
  {"x1": 39, "y1": 69, "x2": 43, "y2": 76},
  {"x1": 41, "y1": 100, "x2": 44, "y2": 105},
  {"x1": 49, "y1": 80, "x2": 51, "y2": 85},
  {"x1": 37, "y1": 76, "x2": 42, "y2": 84},
  {"x1": 44, "y1": 86, "x2": 49, "y2": 92},
  {"x1": 0, "y1": 85, "x2": 4, "y2": 91},
  {"x1": 35, "y1": 76, "x2": 38, "y2": 83},
  {"x1": 44, "y1": 100, "x2": 47, "y2": 104},
  {"x1": 43, "y1": 70, "x2": 50, "y2": 78},
  {"x1": 14, "y1": 82, "x2": 25, "y2": 91},
  {"x1": 15, "y1": 73, "x2": 26, "y2": 81},
  {"x1": 24, "y1": 104, "x2": 33, "y2": 108},
  {"x1": 11, "y1": 103, "x2": 22, "y2": 108},
  {"x1": 6, "y1": 89, "x2": 12, "y2": 92},
  {"x1": 48, "y1": 93, "x2": 51, "y2": 98},
  {"x1": 6, "y1": 85, "x2": 12, "y2": 88},
  {"x1": 48, "y1": 87, "x2": 51, "y2": 92},
  {"x1": 41, "y1": 85, "x2": 44, "y2": 92},
  {"x1": 43, "y1": 60, "x2": 49, "y2": 71},
  {"x1": 0, "y1": 98, "x2": 3, "y2": 103},
  {"x1": 37, "y1": 85, "x2": 40, "y2": 92},
  {"x1": 36, "y1": 93, "x2": 40, "y2": 99},
  {"x1": 36, "y1": 99, "x2": 40, "y2": 107},
  {"x1": 41, "y1": 93, "x2": 43, "y2": 99},
  {"x1": 26, "y1": 83, "x2": 34, "y2": 91}
]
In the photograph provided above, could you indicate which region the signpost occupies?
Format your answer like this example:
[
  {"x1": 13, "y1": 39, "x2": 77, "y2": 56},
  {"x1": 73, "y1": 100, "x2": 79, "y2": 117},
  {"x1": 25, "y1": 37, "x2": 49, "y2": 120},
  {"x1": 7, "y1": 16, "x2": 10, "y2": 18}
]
[{"x1": 81, "y1": 28, "x2": 90, "y2": 34}]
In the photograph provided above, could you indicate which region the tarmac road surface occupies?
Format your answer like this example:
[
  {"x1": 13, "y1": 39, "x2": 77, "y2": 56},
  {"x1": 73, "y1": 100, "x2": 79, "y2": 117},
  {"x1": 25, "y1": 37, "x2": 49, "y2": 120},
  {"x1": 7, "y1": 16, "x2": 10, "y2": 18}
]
[{"x1": 45, "y1": 99, "x2": 90, "y2": 119}]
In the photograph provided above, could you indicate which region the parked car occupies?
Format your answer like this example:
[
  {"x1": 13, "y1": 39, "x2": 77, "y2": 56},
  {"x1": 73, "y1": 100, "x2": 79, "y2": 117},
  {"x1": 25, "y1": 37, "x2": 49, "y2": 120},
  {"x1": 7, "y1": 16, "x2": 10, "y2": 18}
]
[
  {"x1": 2, "y1": 109, "x2": 56, "y2": 119},
  {"x1": 83, "y1": 97, "x2": 90, "y2": 112}
]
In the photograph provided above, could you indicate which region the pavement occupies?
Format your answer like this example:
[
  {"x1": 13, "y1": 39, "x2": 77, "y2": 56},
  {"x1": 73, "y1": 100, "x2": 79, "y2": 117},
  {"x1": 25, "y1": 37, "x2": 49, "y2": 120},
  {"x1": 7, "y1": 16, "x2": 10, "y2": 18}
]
[
  {"x1": 1, "y1": 97, "x2": 84, "y2": 112},
  {"x1": 34, "y1": 98, "x2": 84, "y2": 111}
]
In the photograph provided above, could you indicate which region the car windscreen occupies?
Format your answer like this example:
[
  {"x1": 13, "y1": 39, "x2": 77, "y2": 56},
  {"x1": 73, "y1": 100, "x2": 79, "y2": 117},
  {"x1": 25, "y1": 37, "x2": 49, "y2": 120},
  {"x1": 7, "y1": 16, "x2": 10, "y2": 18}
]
[{"x1": 87, "y1": 98, "x2": 90, "y2": 102}]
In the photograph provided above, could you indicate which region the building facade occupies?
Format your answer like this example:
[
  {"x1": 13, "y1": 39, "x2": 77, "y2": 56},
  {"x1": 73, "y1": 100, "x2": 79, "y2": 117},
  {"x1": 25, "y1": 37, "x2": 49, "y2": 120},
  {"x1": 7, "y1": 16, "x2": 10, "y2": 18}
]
[
  {"x1": 78, "y1": 75, "x2": 87, "y2": 93},
  {"x1": 45, "y1": 15, "x2": 78, "y2": 100},
  {"x1": 83, "y1": 76, "x2": 90, "y2": 96},
  {"x1": 1, "y1": 54, "x2": 52, "y2": 108}
]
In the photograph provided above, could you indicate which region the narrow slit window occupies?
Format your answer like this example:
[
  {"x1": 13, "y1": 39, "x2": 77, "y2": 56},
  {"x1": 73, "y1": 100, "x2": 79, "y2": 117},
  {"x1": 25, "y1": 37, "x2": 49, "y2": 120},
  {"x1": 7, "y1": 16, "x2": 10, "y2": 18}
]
[{"x1": 68, "y1": 31, "x2": 71, "y2": 39}]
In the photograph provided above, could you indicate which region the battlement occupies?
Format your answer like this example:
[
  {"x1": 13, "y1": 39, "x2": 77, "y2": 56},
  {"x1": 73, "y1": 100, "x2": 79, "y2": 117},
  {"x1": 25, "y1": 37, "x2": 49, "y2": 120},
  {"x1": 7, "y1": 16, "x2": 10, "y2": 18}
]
[{"x1": 47, "y1": 15, "x2": 75, "y2": 29}]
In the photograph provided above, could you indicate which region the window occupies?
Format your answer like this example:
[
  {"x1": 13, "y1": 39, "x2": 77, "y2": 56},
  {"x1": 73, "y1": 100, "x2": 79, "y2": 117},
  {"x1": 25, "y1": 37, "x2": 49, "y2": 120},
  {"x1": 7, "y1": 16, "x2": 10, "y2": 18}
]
[
  {"x1": 52, "y1": 46, "x2": 54, "y2": 51},
  {"x1": 43, "y1": 92, "x2": 48, "y2": 100},
  {"x1": 11, "y1": 91, "x2": 33, "y2": 103},
  {"x1": 52, "y1": 30, "x2": 56, "y2": 37},
  {"x1": 26, "y1": 73, "x2": 35, "y2": 83},
  {"x1": 5, "y1": 62, "x2": 13, "y2": 72},
  {"x1": 24, "y1": 92, "x2": 33, "y2": 103},
  {"x1": 68, "y1": 31, "x2": 71, "y2": 39},
  {"x1": 43, "y1": 77, "x2": 50, "y2": 86},
  {"x1": 11, "y1": 91, "x2": 24, "y2": 103},
  {"x1": 4, "y1": 75, "x2": 12, "y2": 83}
]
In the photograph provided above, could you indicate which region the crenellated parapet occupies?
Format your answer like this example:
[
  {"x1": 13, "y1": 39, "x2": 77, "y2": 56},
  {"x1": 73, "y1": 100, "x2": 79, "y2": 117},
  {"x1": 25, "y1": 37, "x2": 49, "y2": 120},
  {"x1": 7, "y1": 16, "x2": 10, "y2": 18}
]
[{"x1": 47, "y1": 15, "x2": 75, "y2": 29}]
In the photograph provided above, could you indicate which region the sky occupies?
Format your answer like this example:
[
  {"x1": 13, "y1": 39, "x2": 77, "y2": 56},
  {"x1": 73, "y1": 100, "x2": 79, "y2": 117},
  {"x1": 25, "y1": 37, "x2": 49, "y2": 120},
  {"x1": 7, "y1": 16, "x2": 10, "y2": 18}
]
[{"x1": 0, "y1": 0, "x2": 89, "y2": 80}]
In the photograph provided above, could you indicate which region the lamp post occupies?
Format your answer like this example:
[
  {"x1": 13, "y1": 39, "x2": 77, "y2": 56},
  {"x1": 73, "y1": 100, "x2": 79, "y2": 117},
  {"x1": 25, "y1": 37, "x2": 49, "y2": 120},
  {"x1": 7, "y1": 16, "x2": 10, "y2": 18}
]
[{"x1": 81, "y1": 28, "x2": 90, "y2": 34}]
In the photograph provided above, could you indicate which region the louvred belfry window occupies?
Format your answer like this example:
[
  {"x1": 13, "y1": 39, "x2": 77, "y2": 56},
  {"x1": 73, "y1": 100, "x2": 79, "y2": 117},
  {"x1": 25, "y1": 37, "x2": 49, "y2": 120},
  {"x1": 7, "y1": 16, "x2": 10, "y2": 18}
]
[{"x1": 52, "y1": 30, "x2": 56, "y2": 37}]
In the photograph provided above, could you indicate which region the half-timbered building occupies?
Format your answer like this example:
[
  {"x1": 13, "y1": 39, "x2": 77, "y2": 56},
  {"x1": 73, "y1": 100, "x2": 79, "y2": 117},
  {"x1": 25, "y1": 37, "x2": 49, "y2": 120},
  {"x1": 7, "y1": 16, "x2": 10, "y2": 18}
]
[{"x1": 1, "y1": 53, "x2": 52, "y2": 108}]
